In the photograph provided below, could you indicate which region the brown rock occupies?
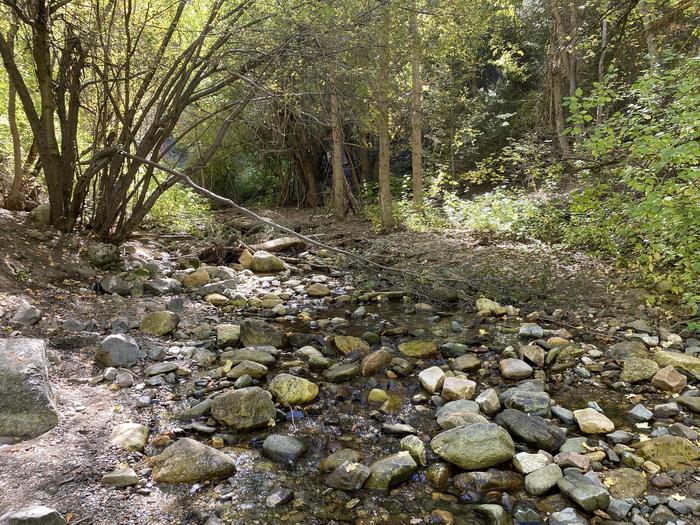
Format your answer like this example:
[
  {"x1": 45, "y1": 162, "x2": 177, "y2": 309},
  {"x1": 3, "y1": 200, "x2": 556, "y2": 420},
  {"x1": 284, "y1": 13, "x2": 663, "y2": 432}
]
[
  {"x1": 361, "y1": 349, "x2": 392, "y2": 375},
  {"x1": 651, "y1": 366, "x2": 687, "y2": 393}
]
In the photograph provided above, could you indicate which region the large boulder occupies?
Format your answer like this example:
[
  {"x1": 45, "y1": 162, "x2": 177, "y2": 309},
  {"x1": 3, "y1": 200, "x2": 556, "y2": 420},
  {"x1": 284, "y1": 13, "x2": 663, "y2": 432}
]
[
  {"x1": 250, "y1": 251, "x2": 286, "y2": 273},
  {"x1": 240, "y1": 318, "x2": 286, "y2": 347},
  {"x1": 96, "y1": 334, "x2": 144, "y2": 367},
  {"x1": 0, "y1": 506, "x2": 65, "y2": 525},
  {"x1": 211, "y1": 386, "x2": 277, "y2": 431},
  {"x1": 430, "y1": 423, "x2": 515, "y2": 470},
  {"x1": 150, "y1": 438, "x2": 236, "y2": 483},
  {"x1": 0, "y1": 339, "x2": 59, "y2": 438},
  {"x1": 268, "y1": 373, "x2": 319, "y2": 404}
]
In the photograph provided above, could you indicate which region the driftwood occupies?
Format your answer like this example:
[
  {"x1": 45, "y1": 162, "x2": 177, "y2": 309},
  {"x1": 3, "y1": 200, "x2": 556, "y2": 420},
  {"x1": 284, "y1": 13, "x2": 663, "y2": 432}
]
[{"x1": 250, "y1": 236, "x2": 306, "y2": 252}]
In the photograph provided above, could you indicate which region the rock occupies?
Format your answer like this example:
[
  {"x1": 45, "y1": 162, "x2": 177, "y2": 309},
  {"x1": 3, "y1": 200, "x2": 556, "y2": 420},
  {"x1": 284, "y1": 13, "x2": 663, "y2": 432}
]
[
  {"x1": 620, "y1": 358, "x2": 659, "y2": 383},
  {"x1": 102, "y1": 467, "x2": 139, "y2": 488},
  {"x1": 96, "y1": 334, "x2": 144, "y2": 367},
  {"x1": 651, "y1": 365, "x2": 687, "y2": 392},
  {"x1": 441, "y1": 377, "x2": 476, "y2": 401},
  {"x1": 364, "y1": 451, "x2": 417, "y2": 490},
  {"x1": 334, "y1": 335, "x2": 370, "y2": 355},
  {"x1": 362, "y1": 349, "x2": 392, "y2": 375},
  {"x1": 211, "y1": 387, "x2": 276, "y2": 431},
  {"x1": 228, "y1": 360, "x2": 267, "y2": 379},
  {"x1": 604, "y1": 468, "x2": 648, "y2": 499},
  {"x1": 677, "y1": 395, "x2": 700, "y2": 412},
  {"x1": 476, "y1": 298, "x2": 501, "y2": 315},
  {"x1": 549, "y1": 507, "x2": 587, "y2": 525},
  {"x1": 499, "y1": 358, "x2": 533, "y2": 379},
  {"x1": 11, "y1": 302, "x2": 42, "y2": 326},
  {"x1": 262, "y1": 434, "x2": 307, "y2": 463},
  {"x1": 475, "y1": 388, "x2": 500, "y2": 415},
  {"x1": 250, "y1": 251, "x2": 285, "y2": 273},
  {"x1": 430, "y1": 423, "x2": 515, "y2": 470},
  {"x1": 452, "y1": 354, "x2": 481, "y2": 371},
  {"x1": 470, "y1": 505, "x2": 512, "y2": 525},
  {"x1": 0, "y1": 339, "x2": 59, "y2": 438},
  {"x1": 205, "y1": 293, "x2": 229, "y2": 307},
  {"x1": 145, "y1": 277, "x2": 182, "y2": 295},
  {"x1": 628, "y1": 403, "x2": 653, "y2": 422},
  {"x1": 240, "y1": 318, "x2": 286, "y2": 347},
  {"x1": 525, "y1": 463, "x2": 563, "y2": 496},
  {"x1": 323, "y1": 363, "x2": 360, "y2": 382},
  {"x1": 519, "y1": 323, "x2": 544, "y2": 338},
  {"x1": 0, "y1": 506, "x2": 65, "y2": 525},
  {"x1": 521, "y1": 344, "x2": 545, "y2": 367},
  {"x1": 87, "y1": 242, "x2": 120, "y2": 268},
  {"x1": 573, "y1": 408, "x2": 615, "y2": 434},
  {"x1": 554, "y1": 451, "x2": 590, "y2": 470},
  {"x1": 145, "y1": 362, "x2": 178, "y2": 376},
  {"x1": 221, "y1": 347, "x2": 276, "y2": 366},
  {"x1": 140, "y1": 311, "x2": 179, "y2": 336},
  {"x1": 609, "y1": 340, "x2": 648, "y2": 360},
  {"x1": 499, "y1": 387, "x2": 551, "y2": 417},
  {"x1": 427, "y1": 463, "x2": 451, "y2": 489},
  {"x1": 495, "y1": 409, "x2": 566, "y2": 452},
  {"x1": 326, "y1": 461, "x2": 371, "y2": 490},
  {"x1": 268, "y1": 373, "x2": 319, "y2": 404},
  {"x1": 513, "y1": 452, "x2": 550, "y2": 474},
  {"x1": 29, "y1": 203, "x2": 51, "y2": 224},
  {"x1": 634, "y1": 435, "x2": 700, "y2": 471},
  {"x1": 398, "y1": 340, "x2": 438, "y2": 358},
  {"x1": 182, "y1": 268, "x2": 210, "y2": 288},
  {"x1": 551, "y1": 405, "x2": 575, "y2": 425},
  {"x1": 435, "y1": 399, "x2": 483, "y2": 429},
  {"x1": 418, "y1": 366, "x2": 446, "y2": 394},
  {"x1": 453, "y1": 469, "x2": 523, "y2": 493},
  {"x1": 217, "y1": 324, "x2": 241, "y2": 348},
  {"x1": 319, "y1": 449, "x2": 364, "y2": 472},
  {"x1": 557, "y1": 472, "x2": 610, "y2": 512},
  {"x1": 265, "y1": 487, "x2": 294, "y2": 508},
  {"x1": 400, "y1": 435, "x2": 427, "y2": 466},
  {"x1": 306, "y1": 283, "x2": 331, "y2": 297},
  {"x1": 101, "y1": 274, "x2": 131, "y2": 296},
  {"x1": 109, "y1": 423, "x2": 149, "y2": 451},
  {"x1": 150, "y1": 438, "x2": 236, "y2": 482}
]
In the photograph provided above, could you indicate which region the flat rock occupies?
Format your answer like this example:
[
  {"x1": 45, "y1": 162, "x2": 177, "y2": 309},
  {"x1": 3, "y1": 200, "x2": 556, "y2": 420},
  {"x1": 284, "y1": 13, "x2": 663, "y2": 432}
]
[
  {"x1": 326, "y1": 461, "x2": 371, "y2": 490},
  {"x1": 452, "y1": 354, "x2": 481, "y2": 371},
  {"x1": 227, "y1": 360, "x2": 268, "y2": 379},
  {"x1": 323, "y1": 363, "x2": 360, "y2": 382},
  {"x1": 634, "y1": 435, "x2": 700, "y2": 471},
  {"x1": 398, "y1": 340, "x2": 438, "y2": 358},
  {"x1": 11, "y1": 302, "x2": 42, "y2": 326},
  {"x1": 211, "y1": 386, "x2": 276, "y2": 431},
  {"x1": 268, "y1": 373, "x2": 319, "y2": 404},
  {"x1": 334, "y1": 335, "x2": 369, "y2": 355},
  {"x1": 499, "y1": 387, "x2": 551, "y2": 417},
  {"x1": 525, "y1": 463, "x2": 562, "y2": 496},
  {"x1": 499, "y1": 358, "x2": 533, "y2": 379},
  {"x1": 150, "y1": 437, "x2": 236, "y2": 482},
  {"x1": 441, "y1": 377, "x2": 476, "y2": 401},
  {"x1": 319, "y1": 449, "x2": 365, "y2": 472},
  {"x1": 102, "y1": 467, "x2": 139, "y2": 488},
  {"x1": 604, "y1": 468, "x2": 648, "y2": 499},
  {"x1": 240, "y1": 318, "x2": 286, "y2": 347},
  {"x1": 109, "y1": 423, "x2": 149, "y2": 451},
  {"x1": 364, "y1": 451, "x2": 417, "y2": 490},
  {"x1": 495, "y1": 408, "x2": 566, "y2": 452},
  {"x1": 609, "y1": 340, "x2": 648, "y2": 360},
  {"x1": 140, "y1": 311, "x2": 180, "y2": 336},
  {"x1": 557, "y1": 472, "x2": 610, "y2": 512},
  {"x1": 0, "y1": 338, "x2": 59, "y2": 438},
  {"x1": 620, "y1": 358, "x2": 659, "y2": 383},
  {"x1": 430, "y1": 423, "x2": 515, "y2": 470},
  {"x1": 513, "y1": 452, "x2": 550, "y2": 474},
  {"x1": 220, "y1": 347, "x2": 276, "y2": 366},
  {"x1": 0, "y1": 506, "x2": 65, "y2": 525},
  {"x1": 263, "y1": 434, "x2": 307, "y2": 463},
  {"x1": 573, "y1": 408, "x2": 615, "y2": 434}
]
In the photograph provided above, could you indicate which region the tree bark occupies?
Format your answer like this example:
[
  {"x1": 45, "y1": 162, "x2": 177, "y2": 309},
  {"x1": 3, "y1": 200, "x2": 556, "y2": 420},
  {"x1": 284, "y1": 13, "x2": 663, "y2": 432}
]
[
  {"x1": 409, "y1": 0, "x2": 423, "y2": 208},
  {"x1": 376, "y1": 4, "x2": 394, "y2": 229},
  {"x1": 548, "y1": 0, "x2": 573, "y2": 159},
  {"x1": 330, "y1": 87, "x2": 346, "y2": 220},
  {"x1": 4, "y1": 16, "x2": 24, "y2": 211},
  {"x1": 596, "y1": 19, "x2": 608, "y2": 124}
]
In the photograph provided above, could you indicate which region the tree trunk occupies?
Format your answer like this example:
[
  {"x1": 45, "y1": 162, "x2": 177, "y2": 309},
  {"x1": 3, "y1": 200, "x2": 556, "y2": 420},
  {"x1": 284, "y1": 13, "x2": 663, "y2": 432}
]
[
  {"x1": 330, "y1": 87, "x2": 346, "y2": 220},
  {"x1": 377, "y1": 5, "x2": 394, "y2": 230},
  {"x1": 596, "y1": 19, "x2": 608, "y2": 123},
  {"x1": 358, "y1": 135, "x2": 372, "y2": 182},
  {"x1": 4, "y1": 17, "x2": 24, "y2": 211},
  {"x1": 409, "y1": 0, "x2": 423, "y2": 208},
  {"x1": 639, "y1": 1, "x2": 659, "y2": 69},
  {"x1": 548, "y1": 0, "x2": 573, "y2": 159}
]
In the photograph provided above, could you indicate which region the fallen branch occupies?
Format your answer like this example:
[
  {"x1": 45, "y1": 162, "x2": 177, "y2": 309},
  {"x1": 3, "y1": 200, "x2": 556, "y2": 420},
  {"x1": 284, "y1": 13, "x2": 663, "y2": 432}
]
[{"x1": 117, "y1": 150, "x2": 462, "y2": 289}]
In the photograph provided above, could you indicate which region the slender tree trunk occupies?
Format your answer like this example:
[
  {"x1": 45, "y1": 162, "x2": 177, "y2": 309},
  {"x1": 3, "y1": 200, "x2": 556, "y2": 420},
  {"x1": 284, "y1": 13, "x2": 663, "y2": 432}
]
[
  {"x1": 330, "y1": 87, "x2": 345, "y2": 220},
  {"x1": 358, "y1": 135, "x2": 371, "y2": 182},
  {"x1": 638, "y1": 1, "x2": 659, "y2": 70},
  {"x1": 596, "y1": 19, "x2": 608, "y2": 123},
  {"x1": 551, "y1": 67, "x2": 572, "y2": 159},
  {"x1": 5, "y1": 17, "x2": 24, "y2": 211},
  {"x1": 409, "y1": 0, "x2": 423, "y2": 208},
  {"x1": 377, "y1": 5, "x2": 394, "y2": 229},
  {"x1": 568, "y1": 2, "x2": 577, "y2": 98},
  {"x1": 548, "y1": 0, "x2": 573, "y2": 159}
]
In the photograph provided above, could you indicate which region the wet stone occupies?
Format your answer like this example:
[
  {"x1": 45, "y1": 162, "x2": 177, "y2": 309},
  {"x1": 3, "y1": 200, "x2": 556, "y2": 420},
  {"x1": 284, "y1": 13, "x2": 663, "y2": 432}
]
[
  {"x1": 513, "y1": 452, "x2": 551, "y2": 474},
  {"x1": 475, "y1": 388, "x2": 500, "y2": 415},
  {"x1": 430, "y1": 422, "x2": 515, "y2": 470},
  {"x1": 499, "y1": 387, "x2": 551, "y2": 417},
  {"x1": 326, "y1": 461, "x2": 371, "y2": 490},
  {"x1": 418, "y1": 366, "x2": 446, "y2": 394},
  {"x1": 453, "y1": 469, "x2": 523, "y2": 493},
  {"x1": 364, "y1": 451, "x2": 417, "y2": 490},
  {"x1": 557, "y1": 472, "x2": 610, "y2": 512},
  {"x1": 398, "y1": 340, "x2": 438, "y2": 358},
  {"x1": 262, "y1": 434, "x2": 307, "y2": 464},
  {"x1": 495, "y1": 409, "x2": 566, "y2": 452},
  {"x1": 524, "y1": 463, "x2": 563, "y2": 496},
  {"x1": 319, "y1": 449, "x2": 364, "y2": 472},
  {"x1": 150, "y1": 438, "x2": 236, "y2": 483},
  {"x1": 211, "y1": 386, "x2": 276, "y2": 431},
  {"x1": 361, "y1": 349, "x2": 392, "y2": 376},
  {"x1": 452, "y1": 353, "x2": 481, "y2": 371},
  {"x1": 573, "y1": 408, "x2": 615, "y2": 434},
  {"x1": 499, "y1": 358, "x2": 533, "y2": 379},
  {"x1": 323, "y1": 363, "x2": 360, "y2": 382}
]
